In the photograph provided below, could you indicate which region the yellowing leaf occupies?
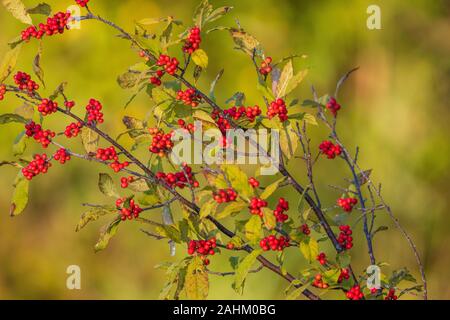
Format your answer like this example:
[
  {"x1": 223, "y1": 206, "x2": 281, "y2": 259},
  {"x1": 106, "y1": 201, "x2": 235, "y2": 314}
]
[
  {"x1": 276, "y1": 60, "x2": 294, "y2": 98},
  {"x1": 2, "y1": 0, "x2": 32, "y2": 24},
  {"x1": 216, "y1": 201, "x2": 247, "y2": 219},
  {"x1": 0, "y1": 44, "x2": 22, "y2": 82},
  {"x1": 0, "y1": 113, "x2": 27, "y2": 125},
  {"x1": 260, "y1": 177, "x2": 284, "y2": 200},
  {"x1": 284, "y1": 69, "x2": 308, "y2": 97},
  {"x1": 191, "y1": 49, "x2": 209, "y2": 68},
  {"x1": 299, "y1": 237, "x2": 319, "y2": 263},
  {"x1": 230, "y1": 29, "x2": 260, "y2": 56},
  {"x1": 280, "y1": 125, "x2": 299, "y2": 159},
  {"x1": 184, "y1": 256, "x2": 209, "y2": 300},
  {"x1": 199, "y1": 198, "x2": 218, "y2": 219},
  {"x1": 234, "y1": 249, "x2": 262, "y2": 292},
  {"x1": 80, "y1": 127, "x2": 99, "y2": 153},
  {"x1": 245, "y1": 215, "x2": 263, "y2": 244},
  {"x1": 98, "y1": 173, "x2": 119, "y2": 198},
  {"x1": 193, "y1": 109, "x2": 215, "y2": 124},
  {"x1": 261, "y1": 207, "x2": 276, "y2": 230},
  {"x1": 10, "y1": 174, "x2": 29, "y2": 216},
  {"x1": 94, "y1": 218, "x2": 121, "y2": 252},
  {"x1": 221, "y1": 165, "x2": 253, "y2": 199},
  {"x1": 76, "y1": 206, "x2": 117, "y2": 232}
]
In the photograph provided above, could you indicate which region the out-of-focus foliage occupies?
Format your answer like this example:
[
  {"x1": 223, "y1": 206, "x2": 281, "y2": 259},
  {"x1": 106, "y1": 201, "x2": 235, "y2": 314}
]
[{"x1": 0, "y1": 0, "x2": 448, "y2": 299}]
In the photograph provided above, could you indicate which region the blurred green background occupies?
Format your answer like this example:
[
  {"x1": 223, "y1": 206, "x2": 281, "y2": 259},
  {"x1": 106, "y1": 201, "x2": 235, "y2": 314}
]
[{"x1": 0, "y1": 0, "x2": 449, "y2": 299}]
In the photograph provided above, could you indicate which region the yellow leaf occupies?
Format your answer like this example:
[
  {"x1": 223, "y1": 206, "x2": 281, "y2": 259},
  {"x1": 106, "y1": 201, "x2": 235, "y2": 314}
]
[
  {"x1": 199, "y1": 198, "x2": 218, "y2": 219},
  {"x1": 184, "y1": 256, "x2": 209, "y2": 300},
  {"x1": 191, "y1": 49, "x2": 208, "y2": 68},
  {"x1": 261, "y1": 207, "x2": 276, "y2": 230},
  {"x1": 2, "y1": 0, "x2": 32, "y2": 24},
  {"x1": 276, "y1": 60, "x2": 293, "y2": 98},
  {"x1": 260, "y1": 177, "x2": 285, "y2": 200},
  {"x1": 0, "y1": 43, "x2": 22, "y2": 82},
  {"x1": 245, "y1": 215, "x2": 263, "y2": 244},
  {"x1": 299, "y1": 237, "x2": 319, "y2": 263}
]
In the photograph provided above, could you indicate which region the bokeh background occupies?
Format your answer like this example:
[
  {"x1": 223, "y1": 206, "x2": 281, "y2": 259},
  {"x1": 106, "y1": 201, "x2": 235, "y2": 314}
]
[{"x1": 0, "y1": 0, "x2": 449, "y2": 299}]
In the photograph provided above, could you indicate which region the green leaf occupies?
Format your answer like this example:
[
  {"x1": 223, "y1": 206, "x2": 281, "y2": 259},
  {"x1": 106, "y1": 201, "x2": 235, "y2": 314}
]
[
  {"x1": 244, "y1": 215, "x2": 263, "y2": 244},
  {"x1": 48, "y1": 82, "x2": 67, "y2": 100},
  {"x1": 0, "y1": 43, "x2": 22, "y2": 82},
  {"x1": 98, "y1": 173, "x2": 120, "y2": 198},
  {"x1": 33, "y1": 42, "x2": 45, "y2": 87},
  {"x1": 76, "y1": 206, "x2": 117, "y2": 232},
  {"x1": 184, "y1": 256, "x2": 209, "y2": 300},
  {"x1": 256, "y1": 79, "x2": 275, "y2": 100},
  {"x1": 117, "y1": 71, "x2": 144, "y2": 89},
  {"x1": 209, "y1": 69, "x2": 224, "y2": 101},
  {"x1": 199, "y1": 198, "x2": 218, "y2": 219},
  {"x1": 216, "y1": 201, "x2": 247, "y2": 219},
  {"x1": 299, "y1": 237, "x2": 319, "y2": 263},
  {"x1": 286, "y1": 282, "x2": 311, "y2": 300},
  {"x1": 2, "y1": 0, "x2": 32, "y2": 24},
  {"x1": 191, "y1": 49, "x2": 209, "y2": 69},
  {"x1": 260, "y1": 177, "x2": 284, "y2": 200},
  {"x1": 193, "y1": 0, "x2": 213, "y2": 27},
  {"x1": 234, "y1": 249, "x2": 262, "y2": 293},
  {"x1": 80, "y1": 127, "x2": 99, "y2": 154},
  {"x1": 193, "y1": 109, "x2": 216, "y2": 124},
  {"x1": 0, "y1": 113, "x2": 27, "y2": 124},
  {"x1": 10, "y1": 174, "x2": 29, "y2": 216},
  {"x1": 94, "y1": 218, "x2": 121, "y2": 252},
  {"x1": 276, "y1": 60, "x2": 293, "y2": 98},
  {"x1": 26, "y1": 2, "x2": 51, "y2": 16},
  {"x1": 205, "y1": 6, "x2": 233, "y2": 23},
  {"x1": 323, "y1": 268, "x2": 341, "y2": 284},
  {"x1": 12, "y1": 131, "x2": 27, "y2": 156},
  {"x1": 336, "y1": 251, "x2": 351, "y2": 268}
]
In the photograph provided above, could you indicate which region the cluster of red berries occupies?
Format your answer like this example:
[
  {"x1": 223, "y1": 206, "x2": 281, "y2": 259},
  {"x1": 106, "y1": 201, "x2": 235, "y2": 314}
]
[
  {"x1": 120, "y1": 176, "x2": 134, "y2": 188},
  {"x1": 326, "y1": 97, "x2": 341, "y2": 117},
  {"x1": 212, "y1": 110, "x2": 232, "y2": 135},
  {"x1": 259, "y1": 235, "x2": 290, "y2": 251},
  {"x1": 86, "y1": 99, "x2": 104, "y2": 124},
  {"x1": 156, "y1": 164, "x2": 199, "y2": 189},
  {"x1": 53, "y1": 148, "x2": 71, "y2": 164},
  {"x1": 116, "y1": 198, "x2": 142, "y2": 221},
  {"x1": 338, "y1": 225, "x2": 353, "y2": 250},
  {"x1": 76, "y1": 0, "x2": 90, "y2": 7},
  {"x1": 312, "y1": 274, "x2": 329, "y2": 289},
  {"x1": 148, "y1": 128, "x2": 174, "y2": 157},
  {"x1": 177, "y1": 119, "x2": 196, "y2": 133},
  {"x1": 301, "y1": 224, "x2": 311, "y2": 235},
  {"x1": 64, "y1": 100, "x2": 75, "y2": 109},
  {"x1": 183, "y1": 26, "x2": 201, "y2": 54},
  {"x1": 95, "y1": 146, "x2": 129, "y2": 172},
  {"x1": 149, "y1": 70, "x2": 164, "y2": 86},
  {"x1": 337, "y1": 197, "x2": 358, "y2": 212},
  {"x1": 267, "y1": 98, "x2": 288, "y2": 122},
  {"x1": 14, "y1": 72, "x2": 39, "y2": 93},
  {"x1": 22, "y1": 154, "x2": 51, "y2": 180},
  {"x1": 316, "y1": 252, "x2": 327, "y2": 266},
  {"x1": 176, "y1": 88, "x2": 202, "y2": 107},
  {"x1": 223, "y1": 105, "x2": 262, "y2": 122},
  {"x1": 248, "y1": 177, "x2": 260, "y2": 188},
  {"x1": 273, "y1": 197, "x2": 289, "y2": 223},
  {"x1": 319, "y1": 140, "x2": 342, "y2": 159},
  {"x1": 25, "y1": 121, "x2": 55, "y2": 148},
  {"x1": 157, "y1": 54, "x2": 179, "y2": 76},
  {"x1": 64, "y1": 122, "x2": 83, "y2": 138},
  {"x1": 385, "y1": 288, "x2": 398, "y2": 300},
  {"x1": 249, "y1": 197, "x2": 268, "y2": 217},
  {"x1": 38, "y1": 99, "x2": 58, "y2": 116},
  {"x1": 338, "y1": 268, "x2": 350, "y2": 283},
  {"x1": 0, "y1": 84, "x2": 6, "y2": 100},
  {"x1": 21, "y1": 12, "x2": 71, "y2": 41},
  {"x1": 213, "y1": 188, "x2": 238, "y2": 203},
  {"x1": 187, "y1": 238, "x2": 217, "y2": 265},
  {"x1": 346, "y1": 285, "x2": 364, "y2": 300},
  {"x1": 259, "y1": 57, "x2": 273, "y2": 75}
]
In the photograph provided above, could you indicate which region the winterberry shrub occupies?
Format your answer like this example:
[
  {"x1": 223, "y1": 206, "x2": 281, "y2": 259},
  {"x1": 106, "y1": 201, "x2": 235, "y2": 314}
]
[{"x1": 0, "y1": 0, "x2": 426, "y2": 301}]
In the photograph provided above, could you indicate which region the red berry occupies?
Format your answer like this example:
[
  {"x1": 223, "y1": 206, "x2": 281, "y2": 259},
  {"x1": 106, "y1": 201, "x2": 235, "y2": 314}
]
[
  {"x1": 187, "y1": 237, "x2": 217, "y2": 265},
  {"x1": 53, "y1": 148, "x2": 71, "y2": 164},
  {"x1": 337, "y1": 197, "x2": 358, "y2": 212},
  {"x1": 21, "y1": 12, "x2": 71, "y2": 41},
  {"x1": 316, "y1": 252, "x2": 327, "y2": 266},
  {"x1": 22, "y1": 154, "x2": 51, "y2": 180},
  {"x1": 338, "y1": 225, "x2": 353, "y2": 250},
  {"x1": 183, "y1": 26, "x2": 201, "y2": 54},
  {"x1": 259, "y1": 56, "x2": 273, "y2": 75},
  {"x1": 157, "y1": 54, "x2": 179, "y2": 75},
  {"x1": 213, "y1": 188, "x2": 238, "y2": 203},
  {"x1": 319, "y1": 140, "x2": 342, "y2": 159},
  {"x1": 346, "y1": 285, "x2": 364, "y2": 300},
  {"x1": 156, "y1": 164, "x2": 199, "y2": 190},
  {"x1": 14, "y1": 72, "x2": 39, "y2": 93},
  {"x1": 25, "y1": 121, "x2": 55, "y2": 148},
  {"x1": 0, "y1": 84, "x2": 6, "y2": 100},
  {"x1": 248, "y1": 197, "x2": 268, "y2": 217},
  {"x1": 259, "y1": 235, "x2": 290, "y2": 251},
  {"x1": 148, "y1": 128, "x2": 174, "y2": 157},
  {"x1": 267, "y1": 98, "x2": 288, "y2": 122},
  {"x1": 176, "y1": 88, "x2": 202, "y2": 107},
  {"x1": 76, "y1": 0, "x2": 90, "y2": 8},
  {"x1": 64, "y1": 122, "x2": 83, "y2": 138},
  {"x1": 273, "y1": 197, "x2": 289, "y2": 223},
  {"x1": 385, "y1": 288, "x2": 398, "y2": 300},
  {"x1": 326, "y1": 97, "x2": 341, "y2": 117},
  {"x1": 86, "y1": 98, "x2": 104, "y2": 124},
  {"x1": 248, "y1": 177, "x2": 260, "y2": 188},
  {"x1": 312, "y1": 274, "x2": 329, "y2": 289},
  {"x1": 116, "y1": 197, "x2": 142, "y2": 220},
  {"x1": 301, "y1": 224, "x2": 311, "y2": 235}
]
